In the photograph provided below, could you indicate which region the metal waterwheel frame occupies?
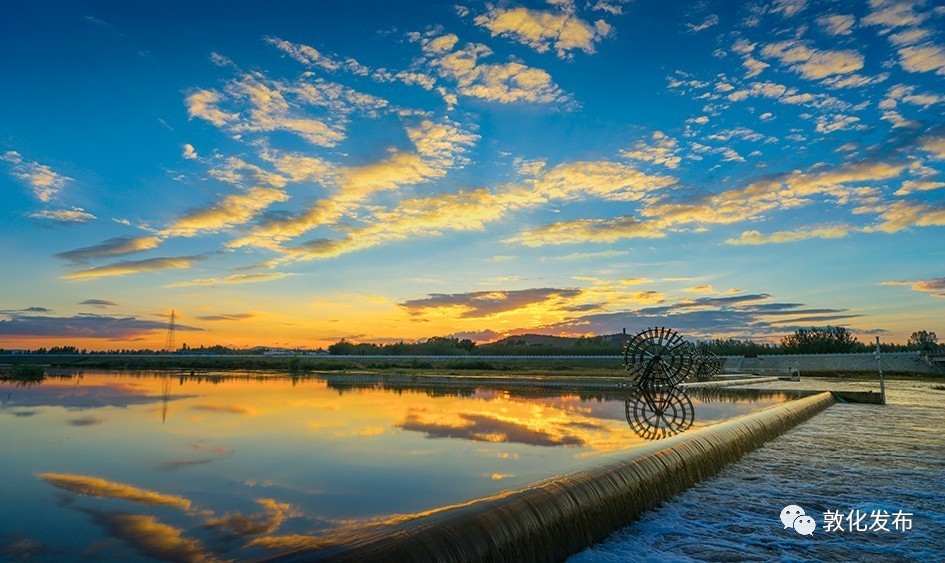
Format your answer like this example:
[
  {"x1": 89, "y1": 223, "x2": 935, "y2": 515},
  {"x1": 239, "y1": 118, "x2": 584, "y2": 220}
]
[
  {"x1": 623, "y1": 326, "x2": 695, "y2": 389},
  {"x1": 624, "y1": 386, "x2": 695, "y2": 440},
  {"x1": 692, "y1": 349, "x2": 723, "y2": 382}
]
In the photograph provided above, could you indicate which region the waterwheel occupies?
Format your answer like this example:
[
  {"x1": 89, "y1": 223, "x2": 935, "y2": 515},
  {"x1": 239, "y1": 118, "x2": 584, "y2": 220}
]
[
  {"x1": 623, "y1": 327, "x2": 694, "y2": 389},
  {"x1": 692, "y1": 350, "x2": 723, "y2": 381},
  {"x1": 625, "y1": 386, "x2": 695, "y2": 440}
]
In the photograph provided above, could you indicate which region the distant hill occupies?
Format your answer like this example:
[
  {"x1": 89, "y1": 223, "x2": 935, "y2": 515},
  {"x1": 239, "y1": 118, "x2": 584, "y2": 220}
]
[{"x1": 481, "y1": 333, "x2": 628, "y2": 349}]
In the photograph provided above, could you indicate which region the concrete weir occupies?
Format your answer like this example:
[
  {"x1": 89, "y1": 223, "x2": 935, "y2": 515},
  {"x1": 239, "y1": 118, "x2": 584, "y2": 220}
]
[{"x1": 283, "y1": 391, "x2": 836, "y2": 563}]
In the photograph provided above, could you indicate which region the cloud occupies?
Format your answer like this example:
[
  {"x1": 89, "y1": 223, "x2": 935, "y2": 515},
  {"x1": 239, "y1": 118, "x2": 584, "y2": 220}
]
[
  {"x1": 277, "y1": 159, "x2": 675, "y2": 261},
  {"x1": 229, "y1": 119, "x2": 477, "y2": 249},
  {"x1": 895, "y1": 180, "x2": 945, "y2": 196},
  {"x1": 725, "y1": 224, "x2": 853, "y2": 245},
  {"x1": 2, "y1": 384, "x2": 196, "y2": 410},
  {"x1": 164, "y1": 187, "x2": 290, "y2": 237},
  {"x1": 164, "y1": 272, "x2": 291, "y2": 287},
  {"x1": 80, "y1": 299, "x2": 118, "y2": 308},
  {"x1": 55, "y1": 236, "x2": 163, "y2": 263},
  {"x1": 536, "y1": 292, "x2": 864, "y2": 340},
  {"x1": 83, "y1": 512, "x2": 210, "y2": 563},
  {"x1": 725, "y1": 79, "x2": 848, "y2": 110},
  {"x1": 417, "y1": 33, "x2": 573, "y2": 105},
  {"x1": 882, "y1": 276, "x2": 945, "y2": 298},
  {"x1": 1, "y1": 151, "x2": 73, "y2": 202},
  {"x1": 640, "y1": 156, "x2": 907, "y2": 229},
  {"x1": 195, "y1": 313, "x2": 255, "y2": 321},
  {"x1": 507, "y1": 215, "x2": 665, "y2": 246},
  {"x1": 69, "y1": 416, "x2": 105, "y2": 426},
  {"x1": 814, "y1": 114, "x2": 862, "y2": 134},
  {"x1": 397, "y1": 411, "x2": 585, "y2": 447},
  {"x1": 401, "y1": 288, "x2": 583, "y2": 318},
  {"x1": 879, "y1": 84, "x2": 945, "y2": 126},
  {"x1": 861, "y1": 1, "x2": 944, "y2": 75},
  {"x1": 186, "y1": 71, "x2": 387, "y2": 146},
  {"x1": 473, "y1": 7, "x2": 612, "y2": 58},
  {"x1": 862, "y1": 0, "x2": 930, "y2": 30},
  {"x1": 0, "y1": 314, "x2": 200, "y2": 339},
  {"x1": 182, "y1": 144, "x2": 198, "y2": 159},
  {"x1": 190, "y1": 403, "x2": 257, "y2": 415},
  {"x1": 265, "y1": 36, "x2": 370, "y2": 76},
  {"x1": 687, "y1": 14, "x2": 719, "y2": 32},
  {"x1": 203, "y1": 498, "x2": 296, "y2": 538},
  {"x1": 770, "y1": 0, "x2": 808, "y2": 18},
  {"x1": 817, "y1": 14, "x2": 855, "y2": 36},
  {"x1": 621, "y1": 131, "x2": 681, "y2": 169},
  {"x1": 39, "y1": 473, "x2": 192, "y2": 510},
  {"x1": 267, "y1": 36, "x2": 436, "y2": 91},
  {"x1": 730, "y1": 40, "x2": 769, "y2": 78},
  {"x1": 760, "y1": 40, "x2": 864, "y2": 80},
  {"x1": 62, "y1": 256, "x2": 203, "y2": 280},
  {"x1": 897, "y1": 42, "x2": 945, "y2": 75},
  {"x1": 868, "y1": 200, "x2": 945, "y2": 233},
  {"x1": 920, "y1": 135, "x2": 945, "y2": 159},
  {"x1": 28, "y1": 207, "x2": 96, "y2": 223}
]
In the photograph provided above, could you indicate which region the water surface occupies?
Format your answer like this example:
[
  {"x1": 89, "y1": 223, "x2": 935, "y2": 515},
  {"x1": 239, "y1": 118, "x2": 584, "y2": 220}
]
[{"x1": 1, "y1": 371, "x2": 796, "y2": 561}]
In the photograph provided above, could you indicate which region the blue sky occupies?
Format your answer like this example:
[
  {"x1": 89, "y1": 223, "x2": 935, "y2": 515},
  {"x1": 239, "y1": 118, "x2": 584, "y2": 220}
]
[{"x1": 2, "y1": 0, "x2": 944, "y2": 349}]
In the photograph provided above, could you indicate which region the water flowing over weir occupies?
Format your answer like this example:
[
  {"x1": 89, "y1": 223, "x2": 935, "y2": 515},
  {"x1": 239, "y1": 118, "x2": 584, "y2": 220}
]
[{"x1": 275, "y1": 391, "x2": 836, "y2": 563}]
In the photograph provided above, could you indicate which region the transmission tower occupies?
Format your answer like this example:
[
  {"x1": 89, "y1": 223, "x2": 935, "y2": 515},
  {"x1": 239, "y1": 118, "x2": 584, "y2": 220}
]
[{"x1": 164, "y1": 309, "x2": 177, "y2": 353}]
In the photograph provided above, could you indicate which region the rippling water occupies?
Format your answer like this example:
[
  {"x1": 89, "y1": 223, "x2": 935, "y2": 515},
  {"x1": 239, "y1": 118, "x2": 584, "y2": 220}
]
[
  {"x1": 0, "y1": 371, "x2": 793, "y2": 561},
  {"x1": 572, "y1": 380, "x2": 945, "y2": 562}
]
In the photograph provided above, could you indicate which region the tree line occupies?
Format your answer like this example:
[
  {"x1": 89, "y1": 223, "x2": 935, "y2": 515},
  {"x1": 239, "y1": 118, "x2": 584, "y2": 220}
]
[{"x1": 2, "y1": 328, "x2": 938, "y2": 357}]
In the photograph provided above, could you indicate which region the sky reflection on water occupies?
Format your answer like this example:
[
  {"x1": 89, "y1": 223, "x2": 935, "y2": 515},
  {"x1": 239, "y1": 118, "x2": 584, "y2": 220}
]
[{"x1": 1, "y1": 372, "x2": 794, "y2": 560}]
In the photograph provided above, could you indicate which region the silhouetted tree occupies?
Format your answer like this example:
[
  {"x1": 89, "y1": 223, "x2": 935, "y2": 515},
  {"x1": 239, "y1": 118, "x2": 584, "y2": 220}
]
[
  {"x1": 908, "y1": 330, "x2": 938, "y2": 352},
  {"x1": 780, "y1": 326, "x2": 861, "y2": 354}
]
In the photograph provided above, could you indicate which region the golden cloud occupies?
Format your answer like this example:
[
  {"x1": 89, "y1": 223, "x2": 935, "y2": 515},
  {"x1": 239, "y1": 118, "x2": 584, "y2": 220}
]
[
  {"x1": 473, "y1": 7, "x2": 611, "y2": 58},
  {"x1": 725, "y1": 224, "x2": 852, "y2": 245},
  {"x1": 86, "y1": 512, "x2": 211, "y2": 563},
  {"x1": 62, "y1": 256, "x2": 201, "y2": 280},
  {"x1": 165, "y1": 187, "x2": 290, "y2": 237},
  {"x1": 507, "y1": 215, "x2": 665, "y2": 246},
  {"x1": 164, "y1": 272, "x2": 291, "y2": 288},
  {"x1": 39, "y1": 473, "x2": 192, "y2": 510}
]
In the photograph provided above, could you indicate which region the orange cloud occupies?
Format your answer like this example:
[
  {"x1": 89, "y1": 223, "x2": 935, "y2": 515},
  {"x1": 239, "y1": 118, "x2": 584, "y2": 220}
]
[{"x1": 39, "y1": 473, "x2": 192, "y2": 511}]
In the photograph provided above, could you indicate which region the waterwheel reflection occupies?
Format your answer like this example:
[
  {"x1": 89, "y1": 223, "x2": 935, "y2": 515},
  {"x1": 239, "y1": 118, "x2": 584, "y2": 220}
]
[{"x1": 625, "y1": 386, "x2": 695, "y2": 440}]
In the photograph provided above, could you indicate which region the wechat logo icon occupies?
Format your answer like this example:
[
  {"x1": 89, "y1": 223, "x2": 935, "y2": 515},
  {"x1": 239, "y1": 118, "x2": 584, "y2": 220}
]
[{"x1": 781, "y1": 505, "x2": 816, "y2": 536}]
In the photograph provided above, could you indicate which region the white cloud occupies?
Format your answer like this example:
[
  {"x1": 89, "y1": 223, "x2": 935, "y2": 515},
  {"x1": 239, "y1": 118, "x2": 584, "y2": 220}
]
[
  {"x1": 2, "y1": 151, "x2": 73, "y2": 202},
  {"x1": 182, "y1": 144, "x2": 198, "y2": 160},
  {"x1": 770, "y1": 0, "x2": 808, "y2": 18},
  {"x1": 760, "y1": 40, "x2": 864, "y2": 80},
  {"x1": 28, "y1": 207, "x2": 96, "y2": 223},
  {"x1": 687, "y1": 14, "x2": 719, "y2": 33},
  {"x1": 814, "y1": 114, "x2": 863, "y2": 134},
  {"x1": 896, "y1": 42, "x2": 945, "y2": 75},
  {"x1": 817, "y1": 14, "x2": 855, "y2": 36}
]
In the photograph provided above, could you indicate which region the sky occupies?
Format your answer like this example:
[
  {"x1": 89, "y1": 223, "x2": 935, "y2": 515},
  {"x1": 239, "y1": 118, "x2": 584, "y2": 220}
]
[{"x1": 1, "y1": 0, "x2": 944, "y2": 350}]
